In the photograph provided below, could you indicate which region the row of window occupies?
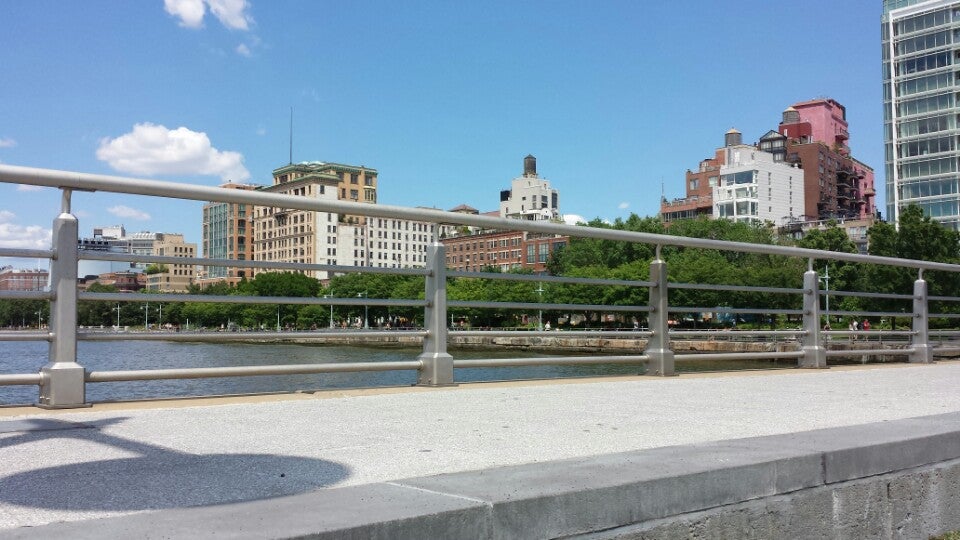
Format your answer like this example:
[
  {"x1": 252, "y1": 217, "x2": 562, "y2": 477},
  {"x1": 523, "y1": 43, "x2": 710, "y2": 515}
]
[
  {"x1": 897, "y1": 91, "x2": 954, "y2": 117},
  {"x1": 900, "y1": 177, "x2": 960, "y2": 199},
  {"x1": 893, "y1": 8, "x2": 951, "y2": 37},
  {"x1": 898, "y1": 113, "x2": 953, "y2": 138}
]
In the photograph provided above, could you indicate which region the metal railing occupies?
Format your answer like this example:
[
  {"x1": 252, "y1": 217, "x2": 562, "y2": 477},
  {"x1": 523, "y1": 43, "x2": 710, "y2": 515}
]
[{"x1": 0, "y1": 163, "x2": 956, "y2": 408}]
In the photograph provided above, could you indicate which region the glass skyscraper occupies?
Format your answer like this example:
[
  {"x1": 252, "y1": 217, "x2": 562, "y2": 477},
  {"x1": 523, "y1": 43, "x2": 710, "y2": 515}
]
[{"x1": 883, "y1": 0, "x2": 960, "y2": 229}]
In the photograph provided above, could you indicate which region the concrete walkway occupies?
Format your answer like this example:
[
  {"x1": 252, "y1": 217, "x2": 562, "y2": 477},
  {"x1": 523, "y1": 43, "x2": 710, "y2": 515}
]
[{"x1": 1, "y1": 362, "x2": 960, "y2": 534}]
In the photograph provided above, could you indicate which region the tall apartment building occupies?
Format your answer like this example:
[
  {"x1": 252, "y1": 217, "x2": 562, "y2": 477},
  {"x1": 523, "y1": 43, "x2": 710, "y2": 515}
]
[
  {"x1": 252, "y1": 164, "x2": 341, "y2": 280},
  {"x1": 883, "y1": 0, "x2": 960, "y2": 228},
  {"x1": 201, "y1": 182, "x2": 258, "y2": 284},
  {"x1": 145, "y1": 233, "x2": 197, "y2": 292},
  {"x1": 499, "y1": 155, "x2": 560, "y2": 221}
]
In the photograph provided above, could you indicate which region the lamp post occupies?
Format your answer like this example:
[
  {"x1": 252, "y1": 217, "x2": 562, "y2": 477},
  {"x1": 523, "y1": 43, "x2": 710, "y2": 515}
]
[
  {"x1": 157, "y1": 304, "x2": 163, "y2": 329},
  {"x1": 276, "y1": 306, "x2": 281, "y2": 332},
  {"x1": 324, "y1": 294, "x2": 334, "y2": 329},
  {"x1": 357, "y1": 292, "x2": 368, "y2": 329},
  {"x1": 114, "y1": 303, "x2": 121, "y2": 330},
  {"x1": 142, "y1": 303, "x2": 149, "y2": 330},
  {"x1": 819, "y1": 266, "x2": 830, "y2": 324},
  {"x1": 36, "y1": 309, "x2": 43, "y2": 329},
  {"x1": 535, "y1": 283, "x2": 545, "y2": 331}
]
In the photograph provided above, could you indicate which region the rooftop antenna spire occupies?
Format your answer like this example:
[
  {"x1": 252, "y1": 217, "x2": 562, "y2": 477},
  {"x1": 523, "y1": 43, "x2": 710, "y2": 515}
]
[{"x1": 288, "y1": 107, "x2": 293, "y2": 165}]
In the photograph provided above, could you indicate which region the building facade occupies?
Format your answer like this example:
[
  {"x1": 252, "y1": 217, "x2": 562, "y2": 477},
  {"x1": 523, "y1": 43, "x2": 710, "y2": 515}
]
[
  {"x1": 499, "y1": 155, "x2": 560, "y2": 221},
  {"x1": 713, "y1": 143, "x2": 804, "y2": 224},
  {"x1": 145, "y1": 233, "x2": 197, "y2": 292},
  {"x1": 251, "y1": 164, "x2": 341, "y2": 280},
  {"x1": 201, "y1": 182, "x2": 258, "y2": 284},
  {"x1": 883, "y1": 0, "x2": 960, "y2": 228},
  {"x1": 0, "y1": 267, "x2": 48, "y2": 291}
]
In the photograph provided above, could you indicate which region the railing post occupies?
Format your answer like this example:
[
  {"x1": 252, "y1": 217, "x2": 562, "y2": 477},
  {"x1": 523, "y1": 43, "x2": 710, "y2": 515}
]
[
  {"x1": 417, "y1": 242, "x2": 454, "y2": 386},
  {"x1": 644, "y1": 254, "x2": 675, "y2": 376},
  {"x1": 800, "y1": 268, "x2": 827, "y2": 368},
  {"x1": 910, "y1": 274, "x2": 933, "y2": 364},
  {"x1": 39, "y1": 191, "x2": 87, "y2": 408}
]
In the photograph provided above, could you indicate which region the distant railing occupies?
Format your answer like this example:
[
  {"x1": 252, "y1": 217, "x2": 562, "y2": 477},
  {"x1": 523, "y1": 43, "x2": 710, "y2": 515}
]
[{"x1": 0, "y1": 164, "x2": 956, "y2": 408}]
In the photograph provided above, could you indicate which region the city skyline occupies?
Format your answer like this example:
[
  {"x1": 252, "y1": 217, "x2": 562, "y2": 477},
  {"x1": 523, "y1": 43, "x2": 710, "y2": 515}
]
[{"x1": 0, "y1": 1, "x2": 882, "y2": 269}]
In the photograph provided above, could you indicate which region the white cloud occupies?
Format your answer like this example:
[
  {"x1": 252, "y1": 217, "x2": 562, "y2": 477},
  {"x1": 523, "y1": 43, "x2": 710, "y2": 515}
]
[
  {"x1": 17, "y1": 185, "x2": 46, "y2": 192},
  {"x1": 618, "y1": 202, "x2": 629, "y2": 210},
  {"x1": 164, "y1": 0, "x2": 206, "y2": 28},
  {"x1": 207, "y1": 0, "x2": 252, "y2": 30},
  {"x1": 0, "y1": 211, "x2": 51, "y2": 249},
  {"x1": 236, "y1": 43, "x2": 251, "y2": 57},
  {"x1": 256, "y1": 126, "x2": 266, "y2": 136},
  {"x1": 108, "y1": 205, "x2": 152, "y2": 221},
  {"x1": 166, "y1": 0, "x2": 252, "y2": 30},
  {"x1": 0, "y1": 138, "x2": 16, "y2": 148},
  {"x1": 563, "y1": 214, "x2": 587, "y2": 226},
  {"x1": 96, "y1": 123, "x2": 250, "y2": 181}
]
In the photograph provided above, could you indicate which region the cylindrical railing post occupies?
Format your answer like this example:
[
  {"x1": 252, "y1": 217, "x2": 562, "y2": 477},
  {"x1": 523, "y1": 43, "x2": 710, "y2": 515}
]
[
  {"x1": 800, "y1": 268, "x2": 827, "y2": 368},
  {"x1": 39, "y1": 195, "x2": 88, "y2": 408},
  {"x1": 417, "y1": 242, "x2": 454, "y2": 386},
  {"x1": 910, "y1": 275, "x2": 933, "y2": 364},
  {"x1": 644, "y1": 256, "x2": 675, "y2": 376}
]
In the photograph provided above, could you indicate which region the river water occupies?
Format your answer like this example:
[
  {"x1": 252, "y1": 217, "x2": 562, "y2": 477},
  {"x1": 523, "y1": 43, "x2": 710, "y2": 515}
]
[{"x1": 0, "y1": 340, "x2": 795, "y2": 406}]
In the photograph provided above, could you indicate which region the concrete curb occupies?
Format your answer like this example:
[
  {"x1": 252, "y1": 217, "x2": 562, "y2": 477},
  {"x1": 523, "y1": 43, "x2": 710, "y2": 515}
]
[{"x1": 4, "y1": 412, "x2": 960, "y2": 539}]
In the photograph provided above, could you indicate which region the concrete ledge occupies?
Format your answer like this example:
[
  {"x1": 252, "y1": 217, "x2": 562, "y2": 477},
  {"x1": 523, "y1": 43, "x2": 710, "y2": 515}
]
[{"x1": 4, "y1": 412, "x2": 960, "y2": 539}]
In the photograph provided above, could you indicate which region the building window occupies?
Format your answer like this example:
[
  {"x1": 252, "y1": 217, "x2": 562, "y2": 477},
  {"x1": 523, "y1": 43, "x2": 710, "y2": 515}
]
[{"x1": 689, "y1": 179, "x2": 700, "y2": 190}]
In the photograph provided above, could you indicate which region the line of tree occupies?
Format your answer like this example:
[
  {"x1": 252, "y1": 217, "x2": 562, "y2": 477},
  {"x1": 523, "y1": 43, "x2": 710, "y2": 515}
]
[{"x1": 2, "y1": 205, "x2": 958, "y2": 331}]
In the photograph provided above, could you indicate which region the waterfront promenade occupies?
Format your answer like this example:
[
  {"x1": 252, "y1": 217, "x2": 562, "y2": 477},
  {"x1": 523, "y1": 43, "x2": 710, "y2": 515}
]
[{"x1": 1, "y1": 362, "x2": 960, "y2": 537}]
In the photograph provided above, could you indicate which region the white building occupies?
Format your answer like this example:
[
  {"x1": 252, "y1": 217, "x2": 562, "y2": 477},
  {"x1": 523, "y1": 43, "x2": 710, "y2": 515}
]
[
  {"x1": 499, "y1": 155, "x2": 560, "y2": 221},
  {"x1": 713, "y1": 144, "x2": 804, "y2": 224},
  {"x1": 882, "y1": 0, "x2": 960, "y2": 229}
]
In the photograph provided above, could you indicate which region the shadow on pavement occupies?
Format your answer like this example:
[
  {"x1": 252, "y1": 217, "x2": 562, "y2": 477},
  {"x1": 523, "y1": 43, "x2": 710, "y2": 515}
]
[{"x1": 0, "y1": 417, "x2": 350, "y2": 512}]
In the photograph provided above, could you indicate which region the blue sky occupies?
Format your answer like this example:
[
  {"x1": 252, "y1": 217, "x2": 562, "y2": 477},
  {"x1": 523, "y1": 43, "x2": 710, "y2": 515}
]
[{"x1": 1, "y1": 0, "x2": 882, "y2": 268}]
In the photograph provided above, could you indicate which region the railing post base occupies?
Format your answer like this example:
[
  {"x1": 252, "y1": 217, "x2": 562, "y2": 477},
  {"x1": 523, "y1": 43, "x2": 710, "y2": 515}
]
[
  {"x1": 646, "y1": 348, "x2": 676, "y2": 377},
  {"x1": 800, "y1": 269, "x2": 827, "y2": 369},
  {"x1": 910, "y1": 277, "x2": 933, "y2": 364},
  {"x1": 644, "y1": 258, "x2": 675, "y2": 377},
  {"x1": 38, "y1": 364, "x2": 89, "y2": 409},
  {"x1": 416, "y1": 353, "x2": 455, "y2": 387},
  {"x1": 417, "y1": 242, "x2": 455, "y2": 387}
]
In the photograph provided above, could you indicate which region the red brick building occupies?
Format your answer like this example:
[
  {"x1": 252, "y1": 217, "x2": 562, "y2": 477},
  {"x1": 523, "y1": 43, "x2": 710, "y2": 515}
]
[{"x1": 0, "y1": 267, "x2": 48, "y2": 291}]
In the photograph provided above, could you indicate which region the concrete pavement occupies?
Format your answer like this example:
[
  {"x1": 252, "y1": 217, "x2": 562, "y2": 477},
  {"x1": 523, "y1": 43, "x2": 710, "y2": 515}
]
[{"x1": 1, "y1": 362, "x2": 960, "y2": 534}]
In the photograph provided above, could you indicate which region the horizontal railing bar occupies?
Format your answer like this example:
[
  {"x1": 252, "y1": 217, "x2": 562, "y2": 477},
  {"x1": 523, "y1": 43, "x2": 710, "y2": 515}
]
[
  {"x1": 929, "y1": 296, "x2": 960, "y2": 302},
  {"x1": 86, "y1": 360, "x2": 423, "y2": 382},
  {"x1": 452, "y1": 355, "x2": 647, "y2": 369},
  {"x1": 448, "y1": 301, "x2": 651, "y2": 312},
  {"x1": 824, "y1": 310, "x2": 911, "y2": 318},
  {"x1": 451, "y1": 330, "x2": 653, "y2": 338},
  {"x1": 0, "y1": 290, "x2": 52, "y2": 300},
  {"x1": 0, "y1": 373, "x2": 43, "y2": 386},
  {"x1": 4, "y1": 164, "x2": 960, "y2": 273},
  {"x1": 79, "y1": 292, "x2": 426, "y2": 308},
  {"x1": 0, "y1": 247, "x2": 53, "y2": 259},
  {"x1": 668, "y1": 307, "x2": 803, "y2": 315},
  {"x1": 931, "y1": 330, "x2": 960, "y2": 336},
  {"x1": 825, "y1": 348, "x2": 912, "y2": 357},
  {"x1": 668, "y1": 283, "x2": 802, "y2": 295},
  {"x1": 448, "y1": 271, "x2": 654, "y2": 288},
  {"x1": 77, "y1": 330, "x2": 427, "y2": 341},
  {"x1": 80, "y1": 252, "x2": 429, "y2": 277},
  {"x1": 672, "y1": 351, "x2": 804, "y2": 361},
  {"x1": 933, "y1": 346, "x2": 960, "y2": 352},
  {"x1": 825, "y1": 290, "x2": 915, "y2": 300},
  {"x1": 823, "y1": 330, "x2": 915, "y2": 336},
  {"x1": 930, "y1": 313, "x2": 960, "y2": 319},
  {"x1": 670, "y1": 330, "x2": 805, "y2": 337},
  {"x1": 0, "y1": 332, "x2": 52, "y2": 342}
]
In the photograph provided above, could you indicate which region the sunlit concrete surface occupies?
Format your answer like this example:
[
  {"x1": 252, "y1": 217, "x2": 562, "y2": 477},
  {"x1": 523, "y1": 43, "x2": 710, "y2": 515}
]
[{"x1": 1, "y1": 362, "x2": 959, "y2": 533}]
